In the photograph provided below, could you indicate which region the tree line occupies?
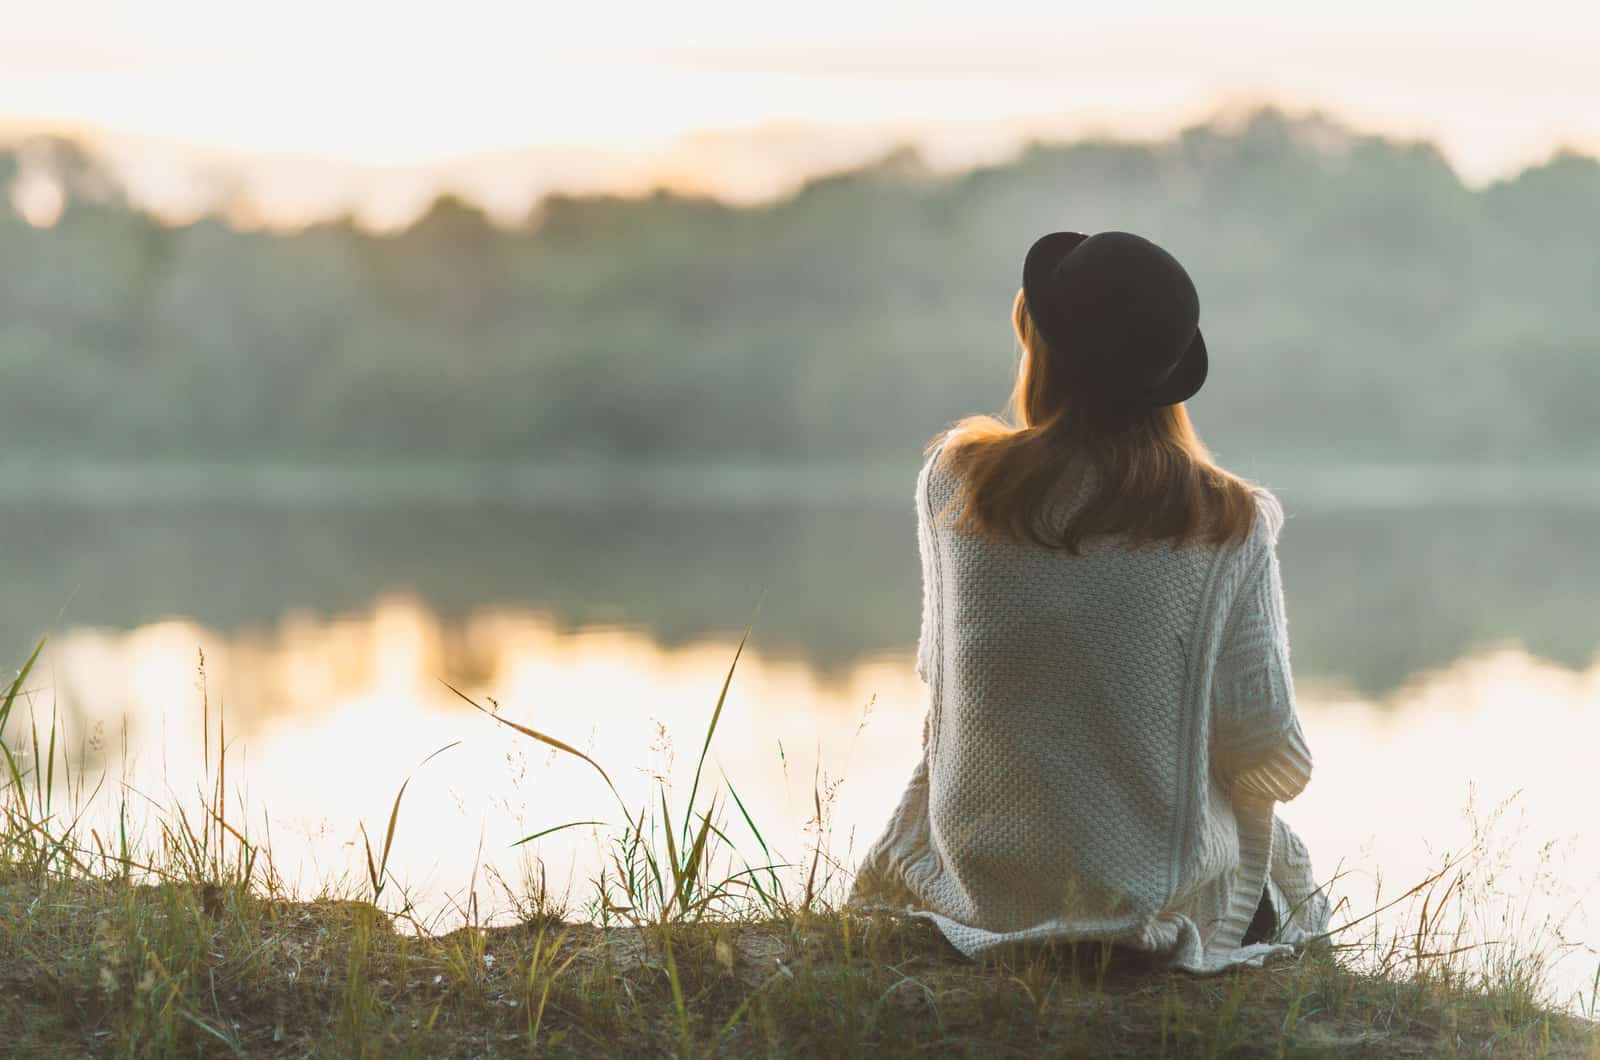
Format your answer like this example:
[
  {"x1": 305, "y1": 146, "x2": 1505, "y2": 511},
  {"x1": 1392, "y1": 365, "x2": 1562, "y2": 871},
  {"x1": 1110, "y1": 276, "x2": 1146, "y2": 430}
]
[{"x1": 3, "y1": 109, "x2": 1597, "y2": 465}]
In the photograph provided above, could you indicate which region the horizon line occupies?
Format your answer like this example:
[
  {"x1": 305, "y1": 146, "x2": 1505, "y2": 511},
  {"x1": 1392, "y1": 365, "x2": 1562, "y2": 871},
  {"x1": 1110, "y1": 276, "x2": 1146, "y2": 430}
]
[{"x1": 4, "y1": 102, "x2": 1594, "y2": 236}]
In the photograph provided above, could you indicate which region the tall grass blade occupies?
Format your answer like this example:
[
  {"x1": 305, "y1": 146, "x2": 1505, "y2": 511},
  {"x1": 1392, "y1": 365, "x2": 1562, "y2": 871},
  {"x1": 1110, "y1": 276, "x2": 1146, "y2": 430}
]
[
  {"x1": 723, "y1": 775, "x2": 784, "y2": 908},
  {"x1": 360, "y1": 822, "x2": 383, "y2": 900},
  {"x1": 44, "y1": 702, "x2": 58, "y2": 821},
  {"x1": 199, "y1": 648, "x2": 210, "y2": 780},
  {"x1": 678, "y1": 798, "x2": 718, "y2": 917},
  {"x1": 380, "y1": 778, "x2": 408, "y2": 880},
  {"x1": 682, "y1": 602, "x2": 759, "y2": 846},
  {"x1": 418, "y1": 739, "x2": 462, "y2": 768},
  {"x1": 216, "y1": 695, "x2": 226, "y2": 876},
  {"x1": 511, "y1": 820, "x2": 607, "y2": 849},
  {"x1": 0, "y1": 723, "x2": 29, "y2": 811},
  {"x1": 358, "y1": 742, "x2": 459, "y2": 902},
  {"x1": 1312, "y1": 855, "x2": 1465, "y2": 945},
  {"x1": 30, "y1": 711, "x2": 44, "y2": 808},
  {"x1": 0, "y1": 636, "x2": 45, "y2": 734},
  {"x1": 442, "y1": 679, "x2": 627, "y2": 814},
  {"x1": 660, "y1": 788, "x2": 682, "y2": 911}
]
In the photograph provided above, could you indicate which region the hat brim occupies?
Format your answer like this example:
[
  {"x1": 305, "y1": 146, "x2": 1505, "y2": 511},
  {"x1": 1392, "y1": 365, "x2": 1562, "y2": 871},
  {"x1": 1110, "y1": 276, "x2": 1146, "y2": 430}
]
[
  {"x1": 1142, "y1": 328, "x2": 1207, "y2": 406},
  {"x1": 1021, "y1": 230, "x2": 1208, "y2": 407},
  {"x1": 1021, "y1": 231, "x2": 1088, "y2": 329}
]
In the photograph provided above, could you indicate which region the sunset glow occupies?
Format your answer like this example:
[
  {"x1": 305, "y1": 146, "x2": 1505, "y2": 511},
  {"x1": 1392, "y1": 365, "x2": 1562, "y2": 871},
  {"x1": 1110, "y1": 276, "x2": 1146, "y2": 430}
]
[{"x1": 4, "y1": 1, "x2": 1600, "y2": 224}]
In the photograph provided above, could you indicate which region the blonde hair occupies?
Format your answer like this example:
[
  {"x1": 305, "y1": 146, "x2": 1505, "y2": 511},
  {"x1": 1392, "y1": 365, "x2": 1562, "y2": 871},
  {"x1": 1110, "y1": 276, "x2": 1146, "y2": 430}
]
[{"x1": 937, "y1": 289, "x2": 1256, "y2": 552}]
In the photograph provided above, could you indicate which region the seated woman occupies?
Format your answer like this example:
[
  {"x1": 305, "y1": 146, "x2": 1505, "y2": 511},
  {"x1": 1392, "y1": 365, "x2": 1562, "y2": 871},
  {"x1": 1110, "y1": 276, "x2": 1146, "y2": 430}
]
[{"x1": 851, "y1": 231, "x2": 1330, "y2": 972}]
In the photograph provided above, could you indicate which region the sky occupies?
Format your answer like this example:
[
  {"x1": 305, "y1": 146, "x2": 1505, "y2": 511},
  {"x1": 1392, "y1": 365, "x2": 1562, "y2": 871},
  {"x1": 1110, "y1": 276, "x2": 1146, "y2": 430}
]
[{"x1": 4, "y1": 0, "x2": 1599, "y2": 225}]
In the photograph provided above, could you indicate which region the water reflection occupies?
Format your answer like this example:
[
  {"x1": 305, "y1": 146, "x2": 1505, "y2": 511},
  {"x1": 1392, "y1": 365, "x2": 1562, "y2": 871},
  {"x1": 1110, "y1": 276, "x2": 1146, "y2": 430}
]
[
  {"x1": 11, "y1": 601, "x2": 1598, "y2": 1006},
  {"x1": 7, "y1": 499, "x2": 1600, "y2": 696}
]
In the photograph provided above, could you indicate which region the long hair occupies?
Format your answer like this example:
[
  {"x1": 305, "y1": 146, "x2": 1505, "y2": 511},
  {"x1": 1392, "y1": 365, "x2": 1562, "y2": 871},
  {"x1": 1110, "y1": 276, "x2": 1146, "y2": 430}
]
[{"x1": 938, "y1": 289, "x2": 1256, "y2": 552}]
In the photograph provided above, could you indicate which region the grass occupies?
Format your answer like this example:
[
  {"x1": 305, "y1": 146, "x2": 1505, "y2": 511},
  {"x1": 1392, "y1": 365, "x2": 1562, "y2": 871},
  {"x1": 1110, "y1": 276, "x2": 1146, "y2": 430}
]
[{"x1": 3, "y1": 634, "x2": 1599, "y2": 1057}]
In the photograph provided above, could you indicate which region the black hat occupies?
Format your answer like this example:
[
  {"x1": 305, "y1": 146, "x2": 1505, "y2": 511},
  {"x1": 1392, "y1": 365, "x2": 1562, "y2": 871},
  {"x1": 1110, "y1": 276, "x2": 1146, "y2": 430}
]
[{"x1": 1021, "y1": 230, "x2": 1208, "y2": 406}]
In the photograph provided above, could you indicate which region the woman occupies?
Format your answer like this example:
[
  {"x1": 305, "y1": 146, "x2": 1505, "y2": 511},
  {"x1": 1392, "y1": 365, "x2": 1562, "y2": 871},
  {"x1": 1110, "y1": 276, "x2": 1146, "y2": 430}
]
[{"x1": 851, "y1": 231, "x2": 1329, "y2": 972}]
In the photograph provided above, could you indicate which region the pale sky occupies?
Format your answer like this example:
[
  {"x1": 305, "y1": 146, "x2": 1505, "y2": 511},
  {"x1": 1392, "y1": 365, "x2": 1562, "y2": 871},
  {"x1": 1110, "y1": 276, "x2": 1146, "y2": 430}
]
[{"x1": 4, "y1": 1, "x2": 1599, "y2": 225}]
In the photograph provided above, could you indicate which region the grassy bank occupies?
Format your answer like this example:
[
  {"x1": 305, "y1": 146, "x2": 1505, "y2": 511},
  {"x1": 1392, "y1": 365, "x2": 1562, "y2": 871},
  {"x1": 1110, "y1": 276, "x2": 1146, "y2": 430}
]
[
  {"x1": 4, "y1": 876, "x2": 1597, "y2": 1058},
  {"x1": 4, "y1": 637, "x2": 1598, "y2": 1056}
]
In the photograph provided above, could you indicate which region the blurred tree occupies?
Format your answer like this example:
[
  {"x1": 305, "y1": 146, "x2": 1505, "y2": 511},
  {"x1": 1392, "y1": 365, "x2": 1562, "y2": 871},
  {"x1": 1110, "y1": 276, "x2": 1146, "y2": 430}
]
[{"x1": 1, "y1": 110, "x2": 1597, "y2": 465}]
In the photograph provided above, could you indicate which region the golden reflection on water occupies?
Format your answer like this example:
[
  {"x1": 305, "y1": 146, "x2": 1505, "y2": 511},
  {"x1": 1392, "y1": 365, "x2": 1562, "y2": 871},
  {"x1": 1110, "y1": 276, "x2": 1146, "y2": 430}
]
[{"x1": 18, "y1": 596, "x2": 1600, "y2": 1003}]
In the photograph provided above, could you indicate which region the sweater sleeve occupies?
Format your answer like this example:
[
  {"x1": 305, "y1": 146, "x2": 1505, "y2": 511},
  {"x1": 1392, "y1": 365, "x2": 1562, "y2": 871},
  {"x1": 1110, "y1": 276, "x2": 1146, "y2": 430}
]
[
  {"x1": 1211, "y1": 492, "x2": 1314, "y2": 803},
  {"x1": 913, "y1": 447, "x2": 944, "y2": 685}
]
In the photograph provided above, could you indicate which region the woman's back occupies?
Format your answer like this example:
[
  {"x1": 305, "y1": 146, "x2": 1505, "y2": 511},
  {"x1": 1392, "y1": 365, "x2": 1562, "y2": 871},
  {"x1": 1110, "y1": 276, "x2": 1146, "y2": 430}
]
[{"x1": 904, "y1": 450, "x2": 1284, "y2": 949}]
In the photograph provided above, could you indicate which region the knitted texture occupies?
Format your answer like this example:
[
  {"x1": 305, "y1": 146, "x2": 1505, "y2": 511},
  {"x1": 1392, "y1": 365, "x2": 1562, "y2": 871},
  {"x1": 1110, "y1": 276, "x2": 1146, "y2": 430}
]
[{"x1": 852, "y1": 444, "x2": 1330, "y2": 971}]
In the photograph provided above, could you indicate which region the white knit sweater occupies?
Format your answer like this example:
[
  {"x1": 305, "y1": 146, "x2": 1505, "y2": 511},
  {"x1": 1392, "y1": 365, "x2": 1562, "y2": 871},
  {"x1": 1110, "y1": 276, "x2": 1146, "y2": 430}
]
[{"x1": 851, "y1": 443, "x2": 1330, "y2": 971}]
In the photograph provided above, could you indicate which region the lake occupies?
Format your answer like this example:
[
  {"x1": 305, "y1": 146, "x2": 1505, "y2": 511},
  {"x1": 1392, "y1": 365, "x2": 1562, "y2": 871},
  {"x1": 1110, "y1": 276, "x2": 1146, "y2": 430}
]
[{"x1": 4, "y1": 471, "x2": 1598, "y2": 1008}]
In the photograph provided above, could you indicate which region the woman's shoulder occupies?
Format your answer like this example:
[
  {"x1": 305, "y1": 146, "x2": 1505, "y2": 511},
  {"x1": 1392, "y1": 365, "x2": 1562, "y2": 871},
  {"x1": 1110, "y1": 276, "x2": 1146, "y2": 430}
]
[
  {"x1": 1210, "y1": 483, "x2": 1285, "y2": 583},
  {"x1": 1246, "y1": 485, "x2": 1285, "y2": 545},
  {"x1": 925, "y1": 426, "x2": 959, "y2": 464},
  {"x1": 914, "y1": 457, "x2": 952, "y2": 525},
  {"x1": 917, "y1": 429, "x2": 958, "y2": 496}
]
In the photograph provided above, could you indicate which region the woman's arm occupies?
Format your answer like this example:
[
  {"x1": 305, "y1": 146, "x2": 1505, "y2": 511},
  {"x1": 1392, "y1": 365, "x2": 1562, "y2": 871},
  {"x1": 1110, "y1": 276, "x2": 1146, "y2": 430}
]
[{"x1": 1211, "y1": 496, "x2": 1314, "y2": 803}]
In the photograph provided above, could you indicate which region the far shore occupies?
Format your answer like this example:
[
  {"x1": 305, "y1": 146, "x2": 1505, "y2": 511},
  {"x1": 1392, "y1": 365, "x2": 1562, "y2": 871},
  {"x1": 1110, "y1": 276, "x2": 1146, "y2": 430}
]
[{"x1": 5, "y1": 456, "x2": 1600, "y2": 511}]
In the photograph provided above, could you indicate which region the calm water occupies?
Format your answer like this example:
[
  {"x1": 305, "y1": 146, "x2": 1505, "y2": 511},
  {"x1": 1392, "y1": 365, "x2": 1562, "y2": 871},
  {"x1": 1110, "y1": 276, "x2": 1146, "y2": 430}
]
[{"x1": 4, "y1": 490, "x2": 1599, "y2": 1006}]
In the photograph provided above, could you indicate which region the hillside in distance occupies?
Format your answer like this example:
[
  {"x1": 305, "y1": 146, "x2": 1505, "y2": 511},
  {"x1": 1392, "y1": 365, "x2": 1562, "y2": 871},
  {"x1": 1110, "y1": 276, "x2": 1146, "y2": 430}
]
[{"x1": 3, "y1": 108, "x2": 1598, "y2": 466}]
